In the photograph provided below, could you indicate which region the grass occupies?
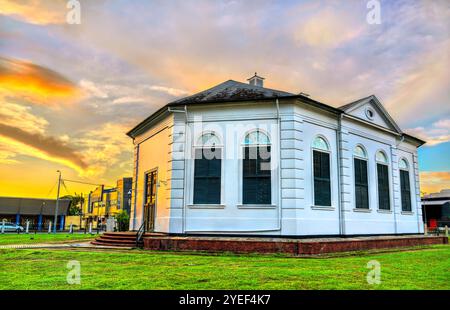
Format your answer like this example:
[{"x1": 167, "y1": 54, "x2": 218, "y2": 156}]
[
  {"x1": 0, "y1": 233, "x2": 97, "y2": 245},
  {"x1": 0, "y1": 245, "x2": 448, "y2": 290}
]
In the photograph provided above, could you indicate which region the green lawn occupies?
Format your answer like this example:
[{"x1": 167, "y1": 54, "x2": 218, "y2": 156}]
[
  {"x1": 0, "y1": 245, "x2": 448, "y2": 290},
  {"x1": 0, "y1": 233, "x2": 97, "y2": 245}
]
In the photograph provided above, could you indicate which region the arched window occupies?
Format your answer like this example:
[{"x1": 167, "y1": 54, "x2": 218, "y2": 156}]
[
  {"x1": 376, "y1": 151, "x2": 388, "y2": 164},
  {"x1": 399, "y1": 158, "x2": 411, "y2": 212},
  {"x1": 244, "y1": 130, "x2": 270, "y2": 145},
  {"x1": 354, "y1": 145, "x2": 367, "y2": 159},
  {"x1": 376, "y1": 151, "x2": 390, "y2": 210},
  {"x1": 399, "y1": 158, "x2": 409, "y2": 170},
  {"x1": 197, "y1": 132, "x2": 220, "y2": 147},
  {"x1": 243, "y1": 130, "x2": 271, "y2": 204},
  {"x1": 312, "y1": 136, "x2": 331, "y2": 206},
  {"x1": 354, "y1": 145, "x2": 369, "y2": 209},
  {"x1": 193, "y1": 132, "x2": 221, "y2": 204},
  {"x1": 312, "y1": 136, "x2": 329, "y2": 151}
]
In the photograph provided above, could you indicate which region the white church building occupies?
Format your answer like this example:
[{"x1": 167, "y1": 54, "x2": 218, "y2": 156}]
[{"x1": 127, "y1": 74, "x2": 425, "y2": 236}]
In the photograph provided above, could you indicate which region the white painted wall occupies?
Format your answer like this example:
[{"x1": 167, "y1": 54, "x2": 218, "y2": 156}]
[
  {"x1": 342, "y1": 127, "x2": 397, "y2": 235},
  {"x1": 280, "y1": 104, "x2": 341, "y2": 236},
  {"x1": 183, "y1": 102, "x2": 281, "y2": 234},
  {"x1": 339, "y1": 116, "x2": 422, "y2": 235},
  {"x1": 130, "y1": 115, "x2": 175, "y2": 232}
]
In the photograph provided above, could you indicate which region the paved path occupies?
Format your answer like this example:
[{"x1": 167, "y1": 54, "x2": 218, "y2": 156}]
[
  {"x1": 0, "y1": 243, "x2": 74, "y2": 249},
  {"x1": 0, "y1": 241, "x2": 133, "y2": 250}
]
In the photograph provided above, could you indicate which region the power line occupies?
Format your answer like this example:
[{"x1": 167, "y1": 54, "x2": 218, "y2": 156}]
[
  {"x1": 61, "y1": 179, "x2": 71, "y2": 196},
  {"x1": 62, "y1": 179, "x2": 112, "y2": 187},
  {"x1": 45, "y1": 180, "x2": 58, "y2": 197}
]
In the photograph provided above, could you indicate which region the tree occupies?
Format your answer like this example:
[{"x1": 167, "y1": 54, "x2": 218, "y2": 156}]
[
  {"x1": 61, "y1": 194, "x2": 84, "y2": 216},
  {"x1": 115, "y1": 210, "x2": 130, "y2": 232}
]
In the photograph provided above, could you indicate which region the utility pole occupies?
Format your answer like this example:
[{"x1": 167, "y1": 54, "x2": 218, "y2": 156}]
[
  {"x1": 54, "y1": 170, "x2": 61, "y2": 233},
  {"x1": 80, "y1": 192, "x2": 83, "y2": 230}
]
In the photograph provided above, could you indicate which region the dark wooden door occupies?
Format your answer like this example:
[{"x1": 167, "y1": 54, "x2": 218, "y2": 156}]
[{"x1": 144, "y1": 170, "x2": 157, "y2": 232}]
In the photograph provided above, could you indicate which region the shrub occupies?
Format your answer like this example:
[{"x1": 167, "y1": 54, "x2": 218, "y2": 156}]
[{"x1": 115, "y1": 210, "x2": 130, "y2": 231}]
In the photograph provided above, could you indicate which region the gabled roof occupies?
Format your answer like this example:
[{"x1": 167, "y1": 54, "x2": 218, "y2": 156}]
[
  {"x1": 168, "y1": 80, "x2": 294, "y2": 105},
  {"x1": 338, "y1": 94, "x2": 403, "y2": 134},
  {"x1": 339, "y1": 95, "x2": 373, "y2": 111}
]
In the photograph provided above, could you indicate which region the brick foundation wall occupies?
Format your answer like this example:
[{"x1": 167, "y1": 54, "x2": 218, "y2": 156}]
[{"x1": 143, "y1": 236, "x2": 448, "y2": 255}]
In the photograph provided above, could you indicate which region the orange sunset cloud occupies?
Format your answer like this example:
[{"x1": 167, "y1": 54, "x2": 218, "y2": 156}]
[
  {"x1": 0, "y1": 56, "x2": 79, "y2": 106},
  {"x1": 0, "y1": 0, "x2": 67, "y2": 25},
  {"x1": 0, "y1": 57, "x2": 87, "y2": 177},
  {"x1": 420, "y1": 171, "x2": 450, "y2": 195}
]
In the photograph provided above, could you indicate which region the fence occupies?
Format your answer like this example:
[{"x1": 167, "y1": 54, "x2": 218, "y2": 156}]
[
  {"x1": 425, "y1": 223, "x2": 449, "y2": 236},
  {"x1": 0, "y1": 220, "x2": 105, "y2": 234}
]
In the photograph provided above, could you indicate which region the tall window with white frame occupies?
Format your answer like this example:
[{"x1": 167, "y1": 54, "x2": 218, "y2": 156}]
[
  {"x1": 354, "y1": 145, "x2": 369, "y2": 209},
  {"x1": 376, "y1": 151, "x2": 390, "y2": 210},
  {"x1": 312, "y1": 136, "x2": 331, "y2": 206},
  {"x1": 242, "y1": 130, "x2": 271, "y2": 205},
  {"x1": 193, "y1": 133, "x2": 222, "y2": 204},
  {"x1": 399, "y1": 158, "x2": 412, "y2": 212}
]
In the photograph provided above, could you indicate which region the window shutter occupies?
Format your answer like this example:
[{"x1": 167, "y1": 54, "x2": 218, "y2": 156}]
[
  {"x1": 400, "y1": 170, "x2": 411, "y2": 211},
  {"x1": 243, "y1": 146, "x2": 271, "y2": 204},
  {"x1": 354, "y1": 158, "x2": 369, "y2": 209},
  {"x1": 377, "y1": 164, "x2": 390, "y2": 210},
  {"x1": 314, "y1": 151, "x2": 331, "y2": 206},
  {"x1": 193, "y1": 148, "x2": 221, "y2": 204}
]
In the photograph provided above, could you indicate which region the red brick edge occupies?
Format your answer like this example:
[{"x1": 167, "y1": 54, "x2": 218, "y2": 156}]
[
  {"x1": 143, "y1": 236, "x2": 448, "y2": 255},
  {"x1": 297, "y1": 236, "x2": 448, "y2": 255}
]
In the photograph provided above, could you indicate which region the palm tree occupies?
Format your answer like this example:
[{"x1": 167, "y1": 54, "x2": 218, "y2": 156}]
[{"x1": 61, "y1": 193, "x2": 85, "y2": 215}]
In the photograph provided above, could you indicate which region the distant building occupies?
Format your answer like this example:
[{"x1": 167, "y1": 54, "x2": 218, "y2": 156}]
[
  {"x1": 83, "y1": 177, "x2": 132, "y2": 226},
  {"x1": 117, "y1": 177, "x2": 133, "y2": 214},
  {"x1": 422, "y1": 189, "x2": 450, "y2": 229},
  {"x1": 0, "y1": 197, "x2": 71, "y2": 230}
]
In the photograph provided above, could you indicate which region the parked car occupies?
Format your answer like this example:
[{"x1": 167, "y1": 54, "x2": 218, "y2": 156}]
[{"x1": 0, "y1": 222, "x2": 24, "y2": 232}]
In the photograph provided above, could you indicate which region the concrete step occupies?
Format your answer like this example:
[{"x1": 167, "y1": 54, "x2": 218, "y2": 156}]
[
  {"x1": 99, "y1": 235, "x2": 137, "y2": 241},
  {"x1": 91, "y1": 231, "x2": 168, "y2": 248},
  {"x1": 91, "y1": 241, "x2": 141, "y2": 247},
  {"x1": 102, "y1": 232, "x2": 137, "y2": 237},
  {"x1": 94, "y1": 238, "x2": 136, "y2": 244}
]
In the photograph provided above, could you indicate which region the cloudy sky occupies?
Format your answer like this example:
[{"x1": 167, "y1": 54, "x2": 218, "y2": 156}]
[{"x1": 0, "y1": 0, "x2": 449, "y2": 198}]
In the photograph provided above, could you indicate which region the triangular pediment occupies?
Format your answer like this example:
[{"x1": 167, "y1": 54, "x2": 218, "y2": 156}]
[{"x1": 339, "y1": 95, "x2": 402, "y2": 133}]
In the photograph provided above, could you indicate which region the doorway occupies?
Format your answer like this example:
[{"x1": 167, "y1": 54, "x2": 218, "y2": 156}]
[{"x1": 144, "y1": 169, "x2": 157, "y2": 232}]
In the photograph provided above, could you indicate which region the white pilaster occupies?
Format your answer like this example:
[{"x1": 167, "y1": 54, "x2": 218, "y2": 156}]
[
  {"x1": 280, "y1": 114, "x2": 305, "y2": 235},
  {"x1": 339, "y1": 128, "x2": 352, "y2": 234}
]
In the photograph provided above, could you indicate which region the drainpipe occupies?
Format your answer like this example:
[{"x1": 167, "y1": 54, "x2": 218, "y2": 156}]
[
  {"x1": 395, "y1": 135, "x2": 405, "y2": 147},
  {"x1": 276, "y1": 98, "x2": 282, "y2": 232},
  {"x1": 132, "y1": 141, "x2": 139, "y2": 231},
  {"x1": 336, "y1": 113, "x2": 344, "y2": 235},
  {"x1": 182, "y1": 105, "x2": 188, "y2": 234}
]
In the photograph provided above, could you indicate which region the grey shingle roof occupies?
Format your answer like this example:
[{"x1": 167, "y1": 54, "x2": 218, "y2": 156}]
[{"x1": 168, "y1": 80, "x2": 294, "y2": 105}]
